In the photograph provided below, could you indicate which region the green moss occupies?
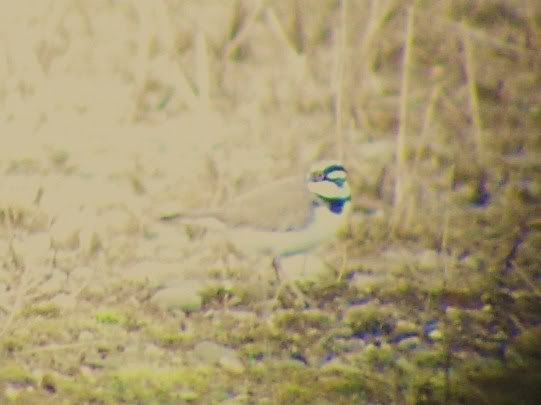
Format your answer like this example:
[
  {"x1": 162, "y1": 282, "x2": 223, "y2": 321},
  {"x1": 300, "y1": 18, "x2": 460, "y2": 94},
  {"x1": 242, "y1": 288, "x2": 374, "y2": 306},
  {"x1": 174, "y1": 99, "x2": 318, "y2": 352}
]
[
  {"x1": 0, "y1": 363, "x2": 36, "y2": 386},
  {"x1": 49, "y1": 149, "x2": 69, "y2": 167},
  {"x1": 303, "y1": 278, "x2": 350, "y2": 303},
  {"x1": 275, "y1": 383, "x2": 315, "y2": 404},
  {"x1": 350, "y1": 342, "x2": 397, "y2": 372},
  {"x1": 448, "y1": 328, "x2": 541, "y2": 403},
  {"x1": 243, "y1": 342, "x2": 268, "y2": 363},
  {"x1": 393, "y1": 320, "x2": 419, "y2": 337},
  {"x1": 469, "y1": 3, "x2": 524, "y2": 28},
  {"x1": 413, "y1": 347, "x2": 448, "y2": 368},
  {"x1": 199, "y1": 284, "x2": 235, "y2": 306},
  {"x1": 148, "y1": 325, "x2": 193, "y2": 349},
  {"x1": 378, "y1": 278, "x2": 423, "y2": 304},
  {"x1": 96, "y1": 310, "x2": 125, "y2": 325},
  {"x1": 106, "y1": 366, "x2": 211, "y2": 403},
  {"x1": 253, "y1": 361, "x2": 370, "y2": 404},
  {"x1": 1, "y1": 337, "x2": 24, "y2": 353},
  {"x1": 408, "y1": 370, "x2": 447, "y2": 405},
  {"x1": 513, "y1": 291, "x2": 541, "y2": 324},
  {"x1": 40, "y1": 373, "x2": 57, "y2": 394},
  {"x1": 344, "y1": 303, "x2": 396, "y2": 337},
  {"x1": 507, "y1": 327, "x2": 541, "y2": 369},
  {"x1": 21, "y1": 302, "x2": 61, "y2": 318},
  {"x1": 272, "y1": 309, "x2": 333, "y2": 332},
  {"x1": 320, "y1": 364, "x2": 367, "y2": 398},
  {"x1": 396, "y1": 336, "x2": 421, "y2": 350}
]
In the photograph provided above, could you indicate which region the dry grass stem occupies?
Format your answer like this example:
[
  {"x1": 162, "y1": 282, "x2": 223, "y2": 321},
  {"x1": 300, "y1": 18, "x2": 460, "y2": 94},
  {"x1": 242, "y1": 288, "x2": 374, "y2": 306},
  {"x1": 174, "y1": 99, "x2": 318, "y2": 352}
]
[
  {"x1": 223, "y1": 0, "x2": 266, "y2": 60},
  {"x1": 392, "y1": 5, "x2": 415, "y2": 230},
  {"x1": 265, "y1": 7, "x2": 299, "y2": 57},
  {"x1": 195, "y1": 28, "x2": 211, "y2": 110},
  {"x1": 332, "y1": 0, "x2": 349, "y2": 162},
  {"x1": 462, "y1": 24, "x2": 484, "y2": 163}
]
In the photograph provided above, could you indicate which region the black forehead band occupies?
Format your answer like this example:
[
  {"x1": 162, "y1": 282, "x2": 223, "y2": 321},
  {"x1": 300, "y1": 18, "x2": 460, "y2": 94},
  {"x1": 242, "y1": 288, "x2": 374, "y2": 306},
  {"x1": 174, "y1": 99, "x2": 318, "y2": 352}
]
[{"x1": 324, "y1": 164, "x2": 346, "y2": 176}]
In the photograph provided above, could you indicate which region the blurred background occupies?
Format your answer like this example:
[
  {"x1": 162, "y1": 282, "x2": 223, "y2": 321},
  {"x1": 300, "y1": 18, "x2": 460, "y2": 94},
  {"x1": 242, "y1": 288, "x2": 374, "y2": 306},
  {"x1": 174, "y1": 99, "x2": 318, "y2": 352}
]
[{"x1": 1, "y1": 1, "x2": 540, "y2": 403}]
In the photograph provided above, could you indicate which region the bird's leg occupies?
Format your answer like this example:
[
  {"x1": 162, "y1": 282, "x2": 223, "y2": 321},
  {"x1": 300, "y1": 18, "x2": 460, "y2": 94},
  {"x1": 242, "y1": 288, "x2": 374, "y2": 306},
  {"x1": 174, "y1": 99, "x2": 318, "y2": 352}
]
[
  {"x1": 271, "y1": 256, "x2": 287, "y2": 308},
  {"x1": 271, "y1": 255, "x2": 313, "y2": 309},
  {"x1": 272, "y1": 256, "x2": 282, "y2": 282}
]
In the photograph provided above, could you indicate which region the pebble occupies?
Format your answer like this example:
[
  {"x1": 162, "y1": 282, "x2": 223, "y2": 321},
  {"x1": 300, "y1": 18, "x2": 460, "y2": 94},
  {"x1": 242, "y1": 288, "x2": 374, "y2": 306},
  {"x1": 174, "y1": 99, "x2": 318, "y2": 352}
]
[
  {"x1": 192, "y1": 341, "x2": 245, "y2": 374},
  {"x1": 151, "y1": 281, "x2": 204, "y2": 312}
]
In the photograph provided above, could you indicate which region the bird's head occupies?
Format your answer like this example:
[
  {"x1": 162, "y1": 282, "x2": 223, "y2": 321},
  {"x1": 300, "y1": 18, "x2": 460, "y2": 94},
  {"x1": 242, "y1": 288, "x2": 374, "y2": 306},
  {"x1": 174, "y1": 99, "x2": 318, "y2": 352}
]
[{"x1": 307, "y1": 160, "x2": 351, "y2": 214}]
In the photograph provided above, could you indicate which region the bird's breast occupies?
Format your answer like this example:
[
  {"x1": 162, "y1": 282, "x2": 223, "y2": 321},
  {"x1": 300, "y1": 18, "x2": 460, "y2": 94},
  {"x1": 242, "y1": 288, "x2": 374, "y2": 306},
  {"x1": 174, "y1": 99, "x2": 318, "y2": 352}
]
[{"x1": 227, "y1": 201, "x2": 351, "y2": 257}]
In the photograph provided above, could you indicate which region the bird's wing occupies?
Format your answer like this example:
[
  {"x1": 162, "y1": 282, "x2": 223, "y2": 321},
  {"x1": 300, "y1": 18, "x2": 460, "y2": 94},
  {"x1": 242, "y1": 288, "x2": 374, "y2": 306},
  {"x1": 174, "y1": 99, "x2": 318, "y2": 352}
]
[
  {"x1": 159, "y1": 175, "x2": 314, "y2": 231},
  {"x1": 219, "y1": 175, "x2": 314, "y2": 231}
]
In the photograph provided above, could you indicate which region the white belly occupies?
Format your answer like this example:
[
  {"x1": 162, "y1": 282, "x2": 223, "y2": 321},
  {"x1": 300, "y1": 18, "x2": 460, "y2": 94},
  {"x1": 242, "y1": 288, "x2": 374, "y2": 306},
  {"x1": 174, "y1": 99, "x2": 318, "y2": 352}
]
[{"x1": 228, "y1": 202, "x2": 351, "y2": 257}]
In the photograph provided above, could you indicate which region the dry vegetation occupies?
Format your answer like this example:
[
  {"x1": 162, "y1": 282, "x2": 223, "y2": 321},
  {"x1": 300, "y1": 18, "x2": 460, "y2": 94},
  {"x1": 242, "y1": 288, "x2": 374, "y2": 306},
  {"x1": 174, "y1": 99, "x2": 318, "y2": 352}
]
[{"x1": 1, "y1": 0, "x2": 540, "y2": 403}]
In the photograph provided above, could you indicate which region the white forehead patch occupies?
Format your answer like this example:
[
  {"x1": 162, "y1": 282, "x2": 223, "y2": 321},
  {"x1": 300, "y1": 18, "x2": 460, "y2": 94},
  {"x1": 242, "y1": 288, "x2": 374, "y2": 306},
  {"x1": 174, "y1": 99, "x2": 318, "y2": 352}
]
[
  {"x1": 308, "y1": 180, "x2": 350, "y2": 199},
  {"x1": 326, "y1": 170, "x2": 347, "y2": 180}
]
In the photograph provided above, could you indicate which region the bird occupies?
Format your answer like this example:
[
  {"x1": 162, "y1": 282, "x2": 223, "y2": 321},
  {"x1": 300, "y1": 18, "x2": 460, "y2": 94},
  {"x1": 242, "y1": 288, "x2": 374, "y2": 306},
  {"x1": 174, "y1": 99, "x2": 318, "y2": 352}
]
[{"x1": 159, "y1": 160, "x2": 352, "y2": 278}]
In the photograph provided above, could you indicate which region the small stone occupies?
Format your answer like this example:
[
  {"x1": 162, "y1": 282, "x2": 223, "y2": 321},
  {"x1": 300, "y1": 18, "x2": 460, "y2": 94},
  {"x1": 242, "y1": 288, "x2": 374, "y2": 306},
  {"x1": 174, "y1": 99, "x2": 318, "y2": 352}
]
[
  {"x1": 79, "y1": 365, "x2": 97, "y2": 383},
  {"x1": 12, "y1": 233, "x2": 51, "y2": 265},
  {"x1": 98, "y1": 207, "x2": 140, "y2": 236},
  {"x1": 50, "y1": 215, "x2": 81, "y2": 250},
  {"x1": 123, "y1": 261, "x2": 181, "y2": 286},
  {"x1": 350, "y1": 272, "x2": 388, "y2": 295},
  {"x1": 179, "y1": 389, "x2": 199, "y2": 401},
  {"x1": 69, "y1": 266, "x2": 94, "y2": 284},
  {"x1": 219, "y1": 352, "x2": 245, "y2": 374},
  {"x1": 79, "y1": 228, "x2": 102, "y2": 257},
  {"x1": 192, "y1": 341, "x2": 244, "y2": 374},
  {"x1": 218, "y1": 394, "x2": 249, "y2": 405},
  {"x1": 428, "y1": 329, "x2": 444, "y2": 341},
  {"x1": 418, "y1": 249, "x2": 440, "y2": 271},
  {"x1": 192, "y1": 341, "x2": 225, "y2": 364},
  {"x1": 50, "y1": 293, "x2": 77, "y2": 311},
  {"x1": 4, "y1": 384, "x2": 21, "y2": 401},
  {"x1": 394, "y1": 320, "x2": 418, "y2": 337},
  {"x1": 397, "y1": 336, "x2": 421, "y2": 350},
  {"x1": 39, "y1": 270, "x2": 67, "y2": 295},
  {"x1": 78, "y1": 330, "x2": 95, "y2": 342},
  {"x1": 144, "y1": 343, "x2": 164, "y2": 359},
  {"x1": 280, "y1": 254, "x2": 328, "y2": 282},
  {"x1": 151, "y1": 281, "x2": 203, "y2": 312}
]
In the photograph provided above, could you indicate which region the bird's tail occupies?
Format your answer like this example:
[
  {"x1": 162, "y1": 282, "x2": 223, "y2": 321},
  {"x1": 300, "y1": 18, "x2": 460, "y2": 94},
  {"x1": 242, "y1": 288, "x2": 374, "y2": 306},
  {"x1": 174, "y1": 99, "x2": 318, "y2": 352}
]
[{"x1": 159, "y1": 210, "x2": 228, "y2": 231}]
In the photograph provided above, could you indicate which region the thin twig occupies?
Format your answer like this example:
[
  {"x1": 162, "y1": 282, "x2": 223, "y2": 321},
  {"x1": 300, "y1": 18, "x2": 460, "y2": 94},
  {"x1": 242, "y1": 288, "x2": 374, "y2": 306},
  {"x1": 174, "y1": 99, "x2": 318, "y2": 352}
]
[
  {"x1": 502, "y1": 224, "x2": 540, "y2": 297},
  {"x1": 462, "y1": 24, "x2": 484, "y2": 163},
  {"x1": 0, "y1": 246, "x2": 30, "y2": 338},
  {"x1": 20, "y1": 340, "x2": 112, "y2": 355},
  {"x1": 392, "y1": 5, "x2": 415, "y2": 230},
  {"x1": 265, "y1": 7, "x2": 299, "y2": 57},
  {"x1": 414, "y1": 8, "x2": 538, "y2": 56},
  {"x1": 195, "y1": 28, "x2": 210, "y2": 110},
  {"x1": 332, "y1": 0, "x2": 349, "y2": 162},
  {"x1": 413, "y1": 85, "x2": 442, "y2": 169},
  {"x1": 223, "y1": 0, "x2": 266, "y2": 60}
]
